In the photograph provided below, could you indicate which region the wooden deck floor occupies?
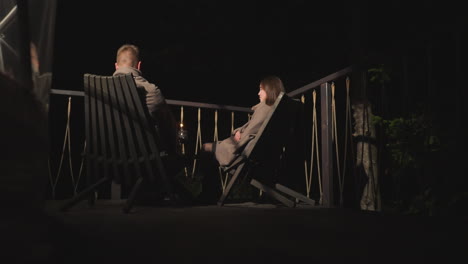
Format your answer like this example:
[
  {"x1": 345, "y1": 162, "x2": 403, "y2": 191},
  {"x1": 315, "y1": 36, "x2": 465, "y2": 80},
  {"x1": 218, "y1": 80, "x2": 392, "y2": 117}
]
[{"x1": 1, "y1": 199, "x2": 467, "y2": 264}]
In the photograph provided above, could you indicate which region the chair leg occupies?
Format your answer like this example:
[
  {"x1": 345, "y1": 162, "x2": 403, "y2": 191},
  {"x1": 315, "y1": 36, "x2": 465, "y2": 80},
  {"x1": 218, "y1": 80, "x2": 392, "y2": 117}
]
[
  {"x1": 123, "y1": 177, "x2": 144, "y2": 214},
  {"x1": 59, "y1": 177, "x2": 110, "y2": 212},
  {"x1": 217, "y1": 163, "x2": 245, "y2": 206},
  {"x1": 155, "y1": 156, "x2": 175, "y2": 203},
  {"x1": 275, "y1": 183, "x2": 315, "y2": 206},
  {"x1": 250, "y1": 179, "x2": 295, "y2": 208}
]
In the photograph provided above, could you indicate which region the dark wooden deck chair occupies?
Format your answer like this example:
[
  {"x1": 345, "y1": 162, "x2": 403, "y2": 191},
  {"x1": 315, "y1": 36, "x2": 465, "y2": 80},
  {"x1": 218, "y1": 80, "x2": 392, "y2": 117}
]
[
  {"x1": 60, "y1": 73, "x2": 173, "y2": 213},
  {"x1": 217, "y1": 92, "x2": 315, "y2": 207}
]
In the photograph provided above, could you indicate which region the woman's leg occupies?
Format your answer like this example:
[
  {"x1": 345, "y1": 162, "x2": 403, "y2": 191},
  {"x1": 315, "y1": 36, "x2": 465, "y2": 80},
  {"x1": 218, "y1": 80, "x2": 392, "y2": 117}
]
[{"x1": 202, "y1": 142, "x2": 217, "y2": 153}]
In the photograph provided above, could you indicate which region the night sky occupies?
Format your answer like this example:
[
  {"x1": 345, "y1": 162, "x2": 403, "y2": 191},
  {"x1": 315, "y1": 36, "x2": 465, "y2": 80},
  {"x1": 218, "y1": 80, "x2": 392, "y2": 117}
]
[
  {"x1": 52, "y1": 0, "x2": 356, "y2": 107},
  {"x1": 52, "y1": 1, "x2": 465, "y2": 107}
]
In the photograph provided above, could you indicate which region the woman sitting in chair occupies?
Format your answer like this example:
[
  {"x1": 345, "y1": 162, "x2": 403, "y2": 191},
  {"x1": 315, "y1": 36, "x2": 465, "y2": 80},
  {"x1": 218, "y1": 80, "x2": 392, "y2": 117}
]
[{"x1": 202, "y1": 75, "x2": 285, "y2": 167}]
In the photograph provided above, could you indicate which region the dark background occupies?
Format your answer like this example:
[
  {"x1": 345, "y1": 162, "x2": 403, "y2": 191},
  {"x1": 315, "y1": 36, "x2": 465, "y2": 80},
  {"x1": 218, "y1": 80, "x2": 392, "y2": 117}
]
[
  {"x1": 48, "y1": 0, "x2": 468, "y2": 207},
  {"x1": 51, "y1": 1, "x2": 465, "y2": 105},
  {"x1": 52, "y1": 0, "x2": 355, "y2": 107}
]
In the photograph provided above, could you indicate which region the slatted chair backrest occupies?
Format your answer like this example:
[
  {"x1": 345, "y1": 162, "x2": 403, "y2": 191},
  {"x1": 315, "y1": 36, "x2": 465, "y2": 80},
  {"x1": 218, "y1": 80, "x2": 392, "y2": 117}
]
[{"x1": 83, "y1": 73, "x2": 170, "y2": 197}]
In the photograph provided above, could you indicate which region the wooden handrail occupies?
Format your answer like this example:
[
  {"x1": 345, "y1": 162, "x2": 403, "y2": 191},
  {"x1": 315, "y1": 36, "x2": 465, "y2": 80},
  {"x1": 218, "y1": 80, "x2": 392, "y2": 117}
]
[
  {"x1": 50, "y1": 89, "x2": 253, "y2": 113},
  {"x1": 287, "y1": 66, "x2": 354, "y2": 98},
  {"x1": 50, "y1": 65, "x2": 354, "y2": 113}
]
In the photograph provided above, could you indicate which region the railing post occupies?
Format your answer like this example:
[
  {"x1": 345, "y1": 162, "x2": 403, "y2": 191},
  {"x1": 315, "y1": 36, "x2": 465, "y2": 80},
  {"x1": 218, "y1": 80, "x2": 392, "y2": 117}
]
[{"x1": 320, "y1": 82, "x2": 334, "y2": 207}]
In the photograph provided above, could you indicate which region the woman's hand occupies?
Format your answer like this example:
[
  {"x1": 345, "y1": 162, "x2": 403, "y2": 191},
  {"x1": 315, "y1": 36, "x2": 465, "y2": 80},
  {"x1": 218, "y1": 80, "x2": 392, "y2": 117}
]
[{"x1": 234, "y1": 131, "x2": 241, "y2": 142}]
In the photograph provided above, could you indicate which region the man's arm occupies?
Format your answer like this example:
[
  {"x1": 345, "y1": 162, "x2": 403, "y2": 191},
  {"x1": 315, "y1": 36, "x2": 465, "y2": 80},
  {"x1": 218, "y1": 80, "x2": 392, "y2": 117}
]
[
  {"x1": 133, "y1": 75, "x2": 166, "y2": 114},
  {"x1": 146, "y1": 88, "x2": 166, "y2": 114}
]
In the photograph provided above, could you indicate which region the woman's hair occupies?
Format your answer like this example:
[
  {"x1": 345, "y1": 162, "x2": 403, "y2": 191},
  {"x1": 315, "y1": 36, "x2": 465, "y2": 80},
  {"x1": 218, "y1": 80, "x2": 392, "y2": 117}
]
[
  {"x1": 116, "y1": 44, "x2": 140, "y2": 68},
  {"x1": 260, "y1": 75, "x2": 285, "y2": 106}
]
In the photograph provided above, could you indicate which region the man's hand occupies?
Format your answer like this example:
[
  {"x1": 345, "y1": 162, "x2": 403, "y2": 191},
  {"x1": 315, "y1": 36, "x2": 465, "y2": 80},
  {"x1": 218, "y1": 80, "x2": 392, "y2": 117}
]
[{"x1": 234, "y1": 130, "x2": 241, "y2": 142}]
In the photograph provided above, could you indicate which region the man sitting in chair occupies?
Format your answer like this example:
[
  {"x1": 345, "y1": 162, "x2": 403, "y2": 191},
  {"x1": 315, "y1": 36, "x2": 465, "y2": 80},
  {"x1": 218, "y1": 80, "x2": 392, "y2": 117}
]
[
  {"x1": 113, "y1": 44, "x2": 189, "y2": 203},
  {"x1": 113, "y1": 43, "x2": 178, "y2": 157}
]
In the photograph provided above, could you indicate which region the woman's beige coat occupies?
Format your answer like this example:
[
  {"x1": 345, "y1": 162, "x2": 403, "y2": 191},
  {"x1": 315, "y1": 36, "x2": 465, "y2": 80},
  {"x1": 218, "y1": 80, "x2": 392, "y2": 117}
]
[{"x1": 214, "y1": 101, "x2": 272, "y2": 166}]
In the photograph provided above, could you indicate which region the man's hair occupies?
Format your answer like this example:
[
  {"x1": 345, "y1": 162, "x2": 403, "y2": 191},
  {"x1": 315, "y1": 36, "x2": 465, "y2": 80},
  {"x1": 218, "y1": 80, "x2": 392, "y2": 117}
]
[
  {"x1": 260, "y1": 75, "x2": 285, "y2": 106},
  {"x1": 116, "y1": 44, "x2": 140, "y2": 68}
]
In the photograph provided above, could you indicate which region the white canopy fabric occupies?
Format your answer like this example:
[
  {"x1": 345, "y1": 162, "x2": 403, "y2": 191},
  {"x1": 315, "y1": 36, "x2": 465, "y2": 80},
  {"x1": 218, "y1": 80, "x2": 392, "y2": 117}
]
[{"x1": 0, "y1": 0, "x2": 56, "y2": 111}]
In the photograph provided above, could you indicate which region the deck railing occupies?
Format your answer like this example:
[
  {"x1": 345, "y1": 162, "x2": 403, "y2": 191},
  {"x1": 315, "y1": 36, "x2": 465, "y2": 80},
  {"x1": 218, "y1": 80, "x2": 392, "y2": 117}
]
[{"x1": 48, "y1": 65, "x2": 358, "y2": 208}]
